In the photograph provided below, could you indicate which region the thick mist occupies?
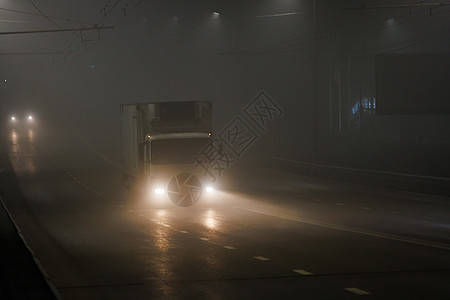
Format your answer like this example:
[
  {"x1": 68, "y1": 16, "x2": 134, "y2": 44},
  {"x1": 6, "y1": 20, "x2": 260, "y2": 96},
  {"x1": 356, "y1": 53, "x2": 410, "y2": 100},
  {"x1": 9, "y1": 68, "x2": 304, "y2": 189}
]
[{"x1": 1, "y1": 1, "x2": 450, "y2": 176}]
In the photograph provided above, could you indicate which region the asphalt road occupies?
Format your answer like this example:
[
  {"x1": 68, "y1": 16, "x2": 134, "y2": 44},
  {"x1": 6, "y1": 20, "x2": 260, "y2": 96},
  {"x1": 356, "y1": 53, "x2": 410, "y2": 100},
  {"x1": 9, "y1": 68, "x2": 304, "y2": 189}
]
[{"x1": 1, "y1": 123, "x2": 449, "y2": 299}]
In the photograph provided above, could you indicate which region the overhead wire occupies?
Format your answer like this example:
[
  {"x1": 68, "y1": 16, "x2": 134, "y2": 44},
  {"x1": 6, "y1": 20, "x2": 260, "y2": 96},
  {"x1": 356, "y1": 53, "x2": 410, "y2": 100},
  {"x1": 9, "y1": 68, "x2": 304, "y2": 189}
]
[
  {"x1": 27, "y1": 0, "x2": 61, "y2": 28},
  {"x1": 333, "y1": 6, "x2": 450, "y2": 57},
  {"x1": 59, "y1": 0, "x2": 145, "y2": 64},
  {"x1": 335, "y1": 22, "x2": 450, "y2": 57},
  {"x1": 0, "y1": 51, "x2": 68, "y2": 55},
  {"x1": 98, "y1": 0, "x2": 121, "y2": 26},
  {"x1": 224, "y1": 3, "x2": 450, "y2": 57},
  {"x1": 111, "y1": 0, "x2": 145, "y2": 27},
  {"x1": 0, "y1": 7, "x2": 96, "y2": 25},
  {"x1": 3, "y1": 1, "x2": 449, "y2": 65},
  {"x1": 56, "y1": 1, "x2": 450, "y2": 69},
  {"x1": 48, "y1": 0, "x2": 120, "y2": 64},
  {"x1": 1, "y1": 0, "x2": 121, "y2": 62}
]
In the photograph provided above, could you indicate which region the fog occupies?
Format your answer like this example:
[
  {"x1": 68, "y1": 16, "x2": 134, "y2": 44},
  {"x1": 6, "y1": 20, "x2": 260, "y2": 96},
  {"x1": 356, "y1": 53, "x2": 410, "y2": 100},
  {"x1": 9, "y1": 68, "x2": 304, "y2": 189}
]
[{"x1": 1, "y1": 0, "x2": 450, "y2": 176}]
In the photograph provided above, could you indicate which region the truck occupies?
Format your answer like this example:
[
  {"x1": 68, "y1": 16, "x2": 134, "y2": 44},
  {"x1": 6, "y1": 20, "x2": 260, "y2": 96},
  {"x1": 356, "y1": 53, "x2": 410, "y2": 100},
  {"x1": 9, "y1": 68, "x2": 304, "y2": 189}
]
[{"x1": 120, "y1": 101, "x2": 216, "y2": 207}]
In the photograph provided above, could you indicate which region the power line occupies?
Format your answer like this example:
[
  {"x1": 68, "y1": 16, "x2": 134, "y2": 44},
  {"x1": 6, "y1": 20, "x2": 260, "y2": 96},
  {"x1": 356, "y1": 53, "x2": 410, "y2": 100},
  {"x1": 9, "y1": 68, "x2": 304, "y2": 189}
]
[
  {"x1": 0, "y1": 51, "x2": 69, "y2": 55},
  {"x1": 0, "y1": 26, "x2": 114, "y2": 35},
  {"x1": 344, "y1": 2, "x2": 450, "y2": 10},
  {"x1": 112, "y1": 0, "x2": 145, "y2": 27},
  {"x1": 57, "y1": 0, "x2": 124, "y2": 64},
  {"x1": 0, "y1": 7, "x2": 96, "y2": 25},
  {"x1": 55, "y1": 0, "x2": 144, "y2": 65},
  {"x1": 252, "y1": 11, "x2": 311, "y2": 19},
  {"x1": 98, "y1": 0, "x2": 121, "y2": 25},
  {"x1": 126, "y1": 0, "x2": 145, "y2": 16},
  {"x1": 27, "y1": 0, "x2": 61, "y2": 28},
  {"x1": 223, "y1": 3, "x2": 450, "y2": 57}
]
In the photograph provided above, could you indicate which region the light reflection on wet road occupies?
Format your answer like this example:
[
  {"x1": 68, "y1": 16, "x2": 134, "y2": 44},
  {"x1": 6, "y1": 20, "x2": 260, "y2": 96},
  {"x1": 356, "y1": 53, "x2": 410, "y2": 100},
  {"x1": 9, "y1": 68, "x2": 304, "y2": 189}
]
[{"x1": 1, "y1": 125, "x2": 450, "y2": 299}]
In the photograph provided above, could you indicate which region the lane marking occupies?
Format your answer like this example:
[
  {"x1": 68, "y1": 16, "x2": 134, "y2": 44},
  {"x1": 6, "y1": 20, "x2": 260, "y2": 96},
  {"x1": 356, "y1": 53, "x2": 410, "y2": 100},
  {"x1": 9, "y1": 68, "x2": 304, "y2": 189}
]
[
  {"x1": 314, "y1": 199, "x2": 322, "y2": 202},
  {"x1": 234, "y1": 206, "x2": 450, "y2": 250},
  {"x1": 390, "y1": 211, "x2": 400, "y2": 214},
  {"x1": 345, "y1": 287, "x2": 371, "y2": 295},
  {"x1": 148, "y1": 219, "x2": 191, "y2": 237},
  {"x1": 150, "y1": 219, "x2": 173, "y2": 229},
  {"x1": 360, "y1": 207, "x2": 371, "y2": 210},
  {"x1": 293, "y1": 269, "x2": 313, "y2": 275},
  {"x1": 199, "y1": 237, "x2": 209, "y2": 241},
  {"x1": 223, "y1": 246, "x2": 236, "y2": 250},
  {"x1": 336, "y1": 203, "x2": 345, "y2": 206},
  {"x1": 254, "y1": 256, "x2": 270, "y2": 261},
  {"x1": 44, "y1": 149, "x2": 109, "y2": 201}
]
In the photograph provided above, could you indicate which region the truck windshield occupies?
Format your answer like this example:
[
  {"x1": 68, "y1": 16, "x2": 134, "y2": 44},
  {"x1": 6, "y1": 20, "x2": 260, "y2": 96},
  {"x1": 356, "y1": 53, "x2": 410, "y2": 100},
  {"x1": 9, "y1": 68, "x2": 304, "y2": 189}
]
[{"x1": 151, "y1": 138, "x2": 211, "y2": 165}]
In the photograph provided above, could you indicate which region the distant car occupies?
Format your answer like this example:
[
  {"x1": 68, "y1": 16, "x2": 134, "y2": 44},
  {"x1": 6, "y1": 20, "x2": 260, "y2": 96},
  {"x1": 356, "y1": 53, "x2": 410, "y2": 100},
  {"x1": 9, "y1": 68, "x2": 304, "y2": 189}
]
[{"x1": 9, "y1": 114, "x2": 35, "y2": 127}]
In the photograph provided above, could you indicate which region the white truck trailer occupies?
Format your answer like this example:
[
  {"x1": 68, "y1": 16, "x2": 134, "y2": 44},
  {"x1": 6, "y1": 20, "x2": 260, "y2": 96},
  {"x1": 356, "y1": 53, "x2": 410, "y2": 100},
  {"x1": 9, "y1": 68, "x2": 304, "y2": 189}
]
[{"x1": 120, "y1": 101, "x2": 215, "y2": 207}]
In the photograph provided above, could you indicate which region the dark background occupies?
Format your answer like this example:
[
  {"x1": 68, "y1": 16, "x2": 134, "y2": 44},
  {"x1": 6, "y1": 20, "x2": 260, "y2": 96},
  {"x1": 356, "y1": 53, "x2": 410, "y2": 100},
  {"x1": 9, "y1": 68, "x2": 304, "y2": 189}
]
[{"x1": 376, "y1": 53, "x2": 450, "y2": 115}]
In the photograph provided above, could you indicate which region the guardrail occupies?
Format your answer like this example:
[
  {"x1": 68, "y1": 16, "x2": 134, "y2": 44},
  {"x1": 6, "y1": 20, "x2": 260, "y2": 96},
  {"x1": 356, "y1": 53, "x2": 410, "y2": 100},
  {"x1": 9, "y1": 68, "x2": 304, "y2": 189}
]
[{"x1": 269, "y1": 157, "x2": 450, "y2": 197}]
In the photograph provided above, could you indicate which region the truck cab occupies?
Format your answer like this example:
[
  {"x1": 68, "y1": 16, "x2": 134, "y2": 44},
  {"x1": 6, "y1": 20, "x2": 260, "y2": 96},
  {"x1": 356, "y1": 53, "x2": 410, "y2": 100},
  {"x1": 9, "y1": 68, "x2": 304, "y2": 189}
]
[{"x1": 121, "y1": 101, "x2": 215, "y2": 206}]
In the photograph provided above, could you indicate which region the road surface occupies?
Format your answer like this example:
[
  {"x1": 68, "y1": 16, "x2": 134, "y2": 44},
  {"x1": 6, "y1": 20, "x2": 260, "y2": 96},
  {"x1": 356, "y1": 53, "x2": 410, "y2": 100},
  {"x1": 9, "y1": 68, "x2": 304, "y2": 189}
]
[{"x1": 1, "y1": 123, "x2": 449, "y2": 299}]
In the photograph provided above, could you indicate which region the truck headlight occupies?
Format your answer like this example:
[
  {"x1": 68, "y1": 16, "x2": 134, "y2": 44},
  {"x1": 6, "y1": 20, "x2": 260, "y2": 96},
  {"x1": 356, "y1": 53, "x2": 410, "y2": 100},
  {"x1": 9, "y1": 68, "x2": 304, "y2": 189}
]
[
  {"x1": 154, "y1": 188, "x2": 165, "y2": 195},
  {"x1": 205, "y1": 186, "x2": 214, "y2": 193}
]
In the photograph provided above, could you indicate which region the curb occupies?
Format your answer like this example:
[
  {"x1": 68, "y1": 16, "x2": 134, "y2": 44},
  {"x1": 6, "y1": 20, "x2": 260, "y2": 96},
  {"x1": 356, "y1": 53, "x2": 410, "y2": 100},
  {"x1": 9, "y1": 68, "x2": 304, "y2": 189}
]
[{"x1": 0, "y1": 194, "x2": 63, "y2": 300}]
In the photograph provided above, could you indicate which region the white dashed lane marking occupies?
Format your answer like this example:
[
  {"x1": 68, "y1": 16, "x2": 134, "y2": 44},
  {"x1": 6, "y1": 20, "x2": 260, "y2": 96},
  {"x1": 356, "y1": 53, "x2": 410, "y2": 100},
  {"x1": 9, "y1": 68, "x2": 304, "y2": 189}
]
[
  {"x1": 345, "y1": 287, "x2": 371, "y2": 295},
  {"x1": 360, "y1": 207, "x2": 371, "y2": 210},
  {"x1": 336, "y1": 203, "x2": 345, "y2": 206},
  {"x1": 293, "y1": 269, "x2": 313, "y2": 275},
  {"x1": 223, "y1": 246, "x2": 236, "y2": 250},
  {"x1": 147, "y1": 218, "x2": 240, "y2": 252},
  {"x1": 254, "y1": 256, "x2": 270, "y2": 261},
  {"x1": 235, "y1": 206, "x2": 450, "y2": 250}
]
